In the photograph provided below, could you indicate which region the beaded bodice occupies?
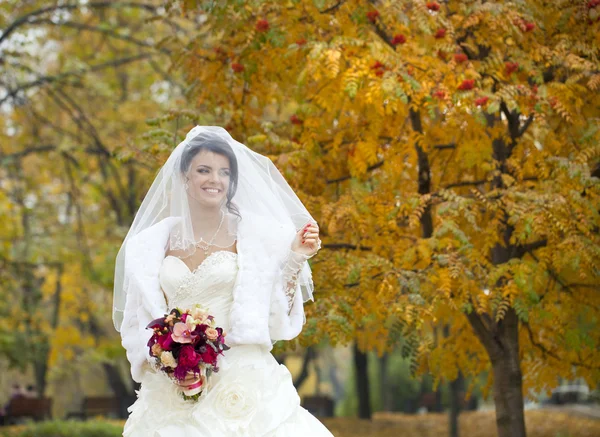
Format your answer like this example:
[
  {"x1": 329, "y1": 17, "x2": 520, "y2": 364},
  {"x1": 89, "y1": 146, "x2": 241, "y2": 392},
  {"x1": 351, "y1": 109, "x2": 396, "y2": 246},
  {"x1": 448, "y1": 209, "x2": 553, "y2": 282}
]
[{"x1": 158, "y1": 251, "x2": 238, "y2": 333}]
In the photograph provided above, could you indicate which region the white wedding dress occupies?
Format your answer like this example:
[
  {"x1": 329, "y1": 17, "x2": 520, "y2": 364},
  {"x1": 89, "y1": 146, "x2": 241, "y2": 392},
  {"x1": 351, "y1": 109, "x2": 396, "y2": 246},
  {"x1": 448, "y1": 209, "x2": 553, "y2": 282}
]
[{"x1": 123, "y1": 250, "x2": 334, "y2": 437}]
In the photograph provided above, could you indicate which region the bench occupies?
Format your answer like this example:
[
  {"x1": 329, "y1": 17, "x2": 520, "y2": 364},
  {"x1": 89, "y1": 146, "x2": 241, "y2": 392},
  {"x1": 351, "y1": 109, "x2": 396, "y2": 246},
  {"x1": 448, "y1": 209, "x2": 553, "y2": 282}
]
[
  {"x1": 66, "y1": 396, "x2": 121, "y2": 420},
  {"x1": 5, "y1": 397, "x2": 52, "y2": 424},
  {"x1": 302, "y1": 395, "x2": 335, "y2": 417}
]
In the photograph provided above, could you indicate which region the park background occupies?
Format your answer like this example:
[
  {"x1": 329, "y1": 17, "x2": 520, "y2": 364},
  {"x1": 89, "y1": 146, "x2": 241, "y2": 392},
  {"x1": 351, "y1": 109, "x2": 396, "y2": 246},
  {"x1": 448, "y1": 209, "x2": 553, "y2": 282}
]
[{"x1": 1, "y1": 1, "x2": 599, "y2": 436}]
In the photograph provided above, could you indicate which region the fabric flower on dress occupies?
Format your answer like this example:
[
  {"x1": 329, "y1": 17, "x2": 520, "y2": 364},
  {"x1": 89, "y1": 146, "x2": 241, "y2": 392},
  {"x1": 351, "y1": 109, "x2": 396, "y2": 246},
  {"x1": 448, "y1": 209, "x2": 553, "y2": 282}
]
[{"x1": 198, "y1": 375, "x2": 260, "y2": 434}]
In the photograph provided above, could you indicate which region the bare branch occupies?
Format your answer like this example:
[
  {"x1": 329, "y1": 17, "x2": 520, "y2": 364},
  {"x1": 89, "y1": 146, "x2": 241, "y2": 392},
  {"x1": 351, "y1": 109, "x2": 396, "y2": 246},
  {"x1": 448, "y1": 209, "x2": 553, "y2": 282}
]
[
  {"x1": 1, "y1": 53, "x2": 158, "y2": 106},
  {"x1": 27, "y1": 19, "x2": 172, "y2": 55},
  {"x1": 0, "y1": 2, "x2": 158, "y2": 46},
  {"x1": 323, "y1": 243, "x2": 372, "y2": 251}
]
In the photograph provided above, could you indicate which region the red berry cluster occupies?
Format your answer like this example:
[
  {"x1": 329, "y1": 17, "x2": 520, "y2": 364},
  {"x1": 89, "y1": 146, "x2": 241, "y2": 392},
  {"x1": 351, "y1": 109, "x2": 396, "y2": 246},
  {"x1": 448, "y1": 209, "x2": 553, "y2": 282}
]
[
  {"x1": 255, "y1": 19, "x2": 269, "y2": 32},
  {"x1": 454, "y1": 53, "x2": 468, "y2": 63},
  {"x1": 426, "y1": 2, "x2": 441, "y2": 11},
  {"x1": 391, "y1": 34, "x2": 407, "y2": 45},
  {"x1": 505, "y1": 62, "x2": 519, "y2": 75},
  {"x1": 474, "y1": 96, "x2": 489, "y2": 106},
  {"x1": 367, "y1": 10, "x2": 380, "y2": 23},
  {"x1": 231, "y1": 63, "x2": 244, "y2": 73},
  {"x1": 371, "y1": 61, "x2": 387, "y2": 77},
  {"x1": 290, "y1": 115, "x2": 303, "y2": 125},
  {"x1": 434, "y1": 28, "x2": 447, "y2": 39},
  {"x1": 432, "y1": 89, "x2": 446, "y2": 99},
  {"x1": 588, "y1": 0, "x2": 600, "y2": 8},
  {"x1": 457, "y1": 79, "x2": 475, "y2": 91},
  {"x1": 296, "y1": 38, "x2": 307, "y2": 46}
]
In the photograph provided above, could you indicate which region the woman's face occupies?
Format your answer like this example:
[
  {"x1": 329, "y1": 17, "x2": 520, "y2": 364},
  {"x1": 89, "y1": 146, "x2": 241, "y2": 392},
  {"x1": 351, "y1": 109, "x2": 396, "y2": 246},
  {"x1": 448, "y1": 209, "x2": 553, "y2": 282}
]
[{"x1": 186, "y1": 150, "x2": 230, "y2": 208}]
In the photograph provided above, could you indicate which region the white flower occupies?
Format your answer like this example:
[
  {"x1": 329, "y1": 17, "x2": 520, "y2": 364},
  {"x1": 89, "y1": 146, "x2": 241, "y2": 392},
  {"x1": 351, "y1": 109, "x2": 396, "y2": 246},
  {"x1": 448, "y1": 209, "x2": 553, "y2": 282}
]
[
  {"x1": 185, "y1": 315, "x2": 197, "y2": 331},
  {"x1": 160, "y1": 351, "x2": 177, "y2": 368},
  {"x1": 192, "y1": 305, "x2": 209, "y2": 321}
]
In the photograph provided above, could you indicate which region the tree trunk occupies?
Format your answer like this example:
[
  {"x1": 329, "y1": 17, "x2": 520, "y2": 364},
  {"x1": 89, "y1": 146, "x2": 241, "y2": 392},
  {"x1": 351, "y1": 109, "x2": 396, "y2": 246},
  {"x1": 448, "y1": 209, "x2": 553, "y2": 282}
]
[
  {"x1": 293, "y1": 346, "x2": 315, "y2": 390},
  {"x1": 467, "y1": 308, "x2": 526, "y2": 437},
  {"x1": 491, "y1": 352, "x2": 526, "y2": 437},
  {"x1": 449, "y1": 372, "x2": 464, "y2": 437},
  {"x1": 378, "y1": 353, "x2": 393, "y2": 411},
  {"x1": 353, "y1": 342, "x2": 371, "y2": 419},
  {"x1": 102, "y1": 362, "x2": 136, "y2": 418}
]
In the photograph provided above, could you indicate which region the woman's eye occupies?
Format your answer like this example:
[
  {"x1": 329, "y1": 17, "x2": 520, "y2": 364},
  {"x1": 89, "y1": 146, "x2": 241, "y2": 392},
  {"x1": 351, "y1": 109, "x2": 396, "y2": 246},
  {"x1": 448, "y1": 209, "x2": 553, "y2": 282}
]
[{"x1": 198, "y1": 169, "x2": 208, "y2": 173}]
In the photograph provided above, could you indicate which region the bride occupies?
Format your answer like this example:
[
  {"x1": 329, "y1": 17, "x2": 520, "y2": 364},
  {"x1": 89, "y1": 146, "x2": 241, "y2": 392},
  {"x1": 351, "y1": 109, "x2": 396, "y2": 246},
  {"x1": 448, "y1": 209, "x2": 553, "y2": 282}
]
[{"x1": 112, "y1": 126, "x2": 334, "y2": 436}]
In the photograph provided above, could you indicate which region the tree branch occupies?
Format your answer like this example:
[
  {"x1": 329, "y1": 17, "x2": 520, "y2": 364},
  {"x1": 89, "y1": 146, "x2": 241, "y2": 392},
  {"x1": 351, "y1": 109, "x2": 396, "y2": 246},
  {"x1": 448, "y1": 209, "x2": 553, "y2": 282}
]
[
  {"x1": 27, "y1": 19, "x2": 172, "y2": 55},
  {"x1": 523, "y1": 322, "x2": 599, "y2": 370},
  {"x1": 0, "y1": 2, "x2": 158, "y2": 46},
  {"x1": 319, "y1": 1, "x2": 345, "y2": 14},
  {"x1": 326, "y1": 161, "x2": 384, "y2": 184},
  {"x1": 1, "y1": 53, "x2": 158, "y2": 106},
  {"x1": 323, "y1": 243, "x2": 372, "y2": 251}
]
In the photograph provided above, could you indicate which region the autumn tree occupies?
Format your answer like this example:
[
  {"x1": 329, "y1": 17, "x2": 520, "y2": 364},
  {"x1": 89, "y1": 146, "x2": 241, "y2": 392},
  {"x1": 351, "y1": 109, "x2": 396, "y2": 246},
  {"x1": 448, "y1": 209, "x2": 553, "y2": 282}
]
[
  {"x1": 0, "y1": 0, "x2": 183, "y2": 416},
  {"x1": 156, "y1": 1, "x2": 600, "y2": 436}
]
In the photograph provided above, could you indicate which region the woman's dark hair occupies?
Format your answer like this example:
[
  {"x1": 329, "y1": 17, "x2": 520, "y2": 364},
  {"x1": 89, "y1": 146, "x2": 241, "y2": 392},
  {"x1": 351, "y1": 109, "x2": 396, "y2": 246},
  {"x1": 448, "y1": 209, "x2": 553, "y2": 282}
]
[{"x1": 180, "y1": 134, "x2": 241, "y2": 219}]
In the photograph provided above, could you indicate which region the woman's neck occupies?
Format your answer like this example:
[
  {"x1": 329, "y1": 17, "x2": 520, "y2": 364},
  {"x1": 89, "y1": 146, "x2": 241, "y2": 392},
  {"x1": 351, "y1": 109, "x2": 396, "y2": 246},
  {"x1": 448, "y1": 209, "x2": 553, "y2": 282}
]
[{"x1": 188, "y1": 202, "x2": 224, "y2": 240}]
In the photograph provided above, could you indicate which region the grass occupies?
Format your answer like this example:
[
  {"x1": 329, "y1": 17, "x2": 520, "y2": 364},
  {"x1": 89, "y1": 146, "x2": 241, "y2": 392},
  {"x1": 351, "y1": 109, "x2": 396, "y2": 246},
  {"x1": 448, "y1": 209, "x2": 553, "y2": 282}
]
[{"x1": 1, "y1": 410, "x2": 599, "y2": 437}]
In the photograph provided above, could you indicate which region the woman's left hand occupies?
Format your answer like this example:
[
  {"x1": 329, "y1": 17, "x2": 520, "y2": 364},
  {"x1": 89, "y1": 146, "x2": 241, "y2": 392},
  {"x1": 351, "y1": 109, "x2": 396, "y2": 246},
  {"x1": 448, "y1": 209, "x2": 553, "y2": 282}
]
[{"x1": 291, "y1": 222, "x2": 320, "y2": 257}]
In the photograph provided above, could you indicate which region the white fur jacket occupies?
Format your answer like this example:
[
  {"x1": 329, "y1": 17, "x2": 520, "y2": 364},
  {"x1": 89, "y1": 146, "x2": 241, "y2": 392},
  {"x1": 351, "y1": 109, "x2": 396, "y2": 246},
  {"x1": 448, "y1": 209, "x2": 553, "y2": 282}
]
[{"x1": 120, "y1": 212, "x2": 307, "y2": 383}]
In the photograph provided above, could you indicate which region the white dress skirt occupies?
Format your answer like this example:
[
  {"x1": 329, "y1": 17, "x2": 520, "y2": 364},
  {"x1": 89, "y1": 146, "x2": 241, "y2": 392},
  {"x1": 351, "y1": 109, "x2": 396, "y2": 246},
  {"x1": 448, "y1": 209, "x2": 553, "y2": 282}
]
[{"x1": 123, "y1": 251, "x2": 334, "y2": 437}]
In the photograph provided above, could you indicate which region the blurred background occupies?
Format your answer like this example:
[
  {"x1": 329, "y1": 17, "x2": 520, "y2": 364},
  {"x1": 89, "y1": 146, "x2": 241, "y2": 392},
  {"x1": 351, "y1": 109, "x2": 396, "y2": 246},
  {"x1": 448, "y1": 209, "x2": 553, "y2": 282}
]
[{"x1": 1, "y1": 1, "x2": 599, "y2": 436}]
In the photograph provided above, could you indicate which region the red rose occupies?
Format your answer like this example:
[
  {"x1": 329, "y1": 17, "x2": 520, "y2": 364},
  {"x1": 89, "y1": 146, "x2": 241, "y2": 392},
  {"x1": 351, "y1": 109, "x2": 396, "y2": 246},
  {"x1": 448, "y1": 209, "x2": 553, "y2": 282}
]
[
  {"x1": 200, "y1": 346, "x2": 218, "y2": 366},
  {"x1": 434, "y1": 28, "x2": 447, "y2": 39},
  {"x1": 454, "y1": 53, "x2": 468, "y2": 63},
  {"x1": 231, "y1": 63, "x2": 244, "y2": 73},
  {"x1": 505, "y1": 62, "x2": 519, "y2": 75},
  {"x1": 255, "y1": 19, "x2": 269, "y2": 32},
  {"x1": 391, "y1": 34, "x2": 406, "y2": 45},
  {"x1": 474, "y1": 96, "x2": 489, "y2": 106},
  {"x1": 366, "y1": 10, "x2": 380, "y2": 23},
  {"x1": 426, "y1": 2, "x2": 440, "y2": 11},
  {"x1": 178, "y1": 345, "x2": 202, "y2": 368},
  {"x1": 457, "y1": 79, "x2": 475, "y2": 91},
  {"x1": 524, "y1": 21, "x2": 535, "y2": 32}
]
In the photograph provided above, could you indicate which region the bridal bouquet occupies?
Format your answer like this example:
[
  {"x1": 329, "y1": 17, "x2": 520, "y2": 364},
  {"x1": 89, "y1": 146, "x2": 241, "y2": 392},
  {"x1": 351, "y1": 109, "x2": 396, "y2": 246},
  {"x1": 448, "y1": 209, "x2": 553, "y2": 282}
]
[{"x1": 145, "y1": 304, "x2": 229, "y2": 401}]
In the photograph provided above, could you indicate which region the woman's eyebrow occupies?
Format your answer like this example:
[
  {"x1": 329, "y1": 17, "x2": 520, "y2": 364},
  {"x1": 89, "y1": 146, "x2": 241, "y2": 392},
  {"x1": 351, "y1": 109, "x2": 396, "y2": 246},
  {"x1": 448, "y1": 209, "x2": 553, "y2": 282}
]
[{"x1": 196, "y1": 164, "x2": 230, "y2": 169}]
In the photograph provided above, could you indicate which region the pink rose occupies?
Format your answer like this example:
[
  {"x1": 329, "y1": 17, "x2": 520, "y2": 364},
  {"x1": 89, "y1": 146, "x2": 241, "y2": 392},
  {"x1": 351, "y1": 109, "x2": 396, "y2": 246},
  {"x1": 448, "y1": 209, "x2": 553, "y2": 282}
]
[
  {"x1": 172, "y1": 322, "x2": 194, "y2": 344},
  {"x1": 206, "y1": 328, "x2": 219, "y2": 341}
]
